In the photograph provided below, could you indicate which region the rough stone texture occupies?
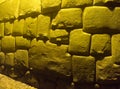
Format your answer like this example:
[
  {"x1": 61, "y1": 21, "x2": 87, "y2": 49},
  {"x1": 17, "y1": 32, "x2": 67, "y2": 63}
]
[
  {"x1": 0, "y1": 0, "x2": 19, "y2": 21},
  {"x1": 37, "y1": 14, "x2": 51, "y2": 38},
  {"x1": 83, "y1": 6, "x2": 120, "y2": 33},
  {"x1": 5, "y1": 53, "x2": 14, "y2": 66},
  {"x1": 41, "y1": 0, "x2": 61, "y2": 13},
  {"x1": 61, "y1": 0, "x2": 93, "y2": 8},
  {"x1": 112, "y1": 34, "x2": 120, "y2": 64},
  {"x1": 0, "y1": 52, "x2": 5, "y2": 65},
  {"x1": 96, "y1": 56, "x2": 120, "y2": 81},
  {"x1": 72, "y1": 55, "x2": 95, "y2": 83},
  {"x1": 49, "y1": 29, "x2": 69, "y2": 45},
  {"x1": 1, "y1": 36, "x2": 15, "y2": 53},
  {"x1": 0, "y1": 74, "x2": 37, "y2": 89},
  {"x1": 12, "y1": 19, "x2": 24, "y2": 36},
  {"x1": 29, "y1": 39, "x2": 71, "y2": 78},
  {"x1": 0, "y1": 23, "x2": 4, "y2": 38},
  {"x1": 0, "y1": 39, "x2": 1, "y2": 52},
  {"x1": 23, "y1": 17, "x2": 37, "y2": 37},
  {"x1": 90, "y1": 34, "x2": 111, "y2": 56},
  {"x1": 68, "y1": 29, "x2": 91, "y2": 56},
  {"x1": 19, "y1": 0, "x2": 41, "y2": 16},
  {"x1": 4, "y1": 21, "x2": 13, "y2": 36},
  {"x1": 16, "y1": 36, "x2": 30, "y2": 49},
  {"x1": 52, "y1": 8, "x2": 82, "y2": 29},
  {"x1": 15, "y1": 50, "x2": 28, "y2": 67}
]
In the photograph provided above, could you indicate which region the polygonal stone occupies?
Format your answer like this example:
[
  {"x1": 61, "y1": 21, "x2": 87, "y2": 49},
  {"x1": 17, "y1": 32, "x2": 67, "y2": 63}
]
[
  {"x1": 37, "y1": 14, "x2": 51, "y2": 38},
  {"x1": 83, "y1": 6, "x2": 120, "y2": 33},
  {"x1": 29, "y1": 40, "x2": 71, "y2": 78},
  {"x1": 49, "y1": 29, "x2": 69, "y2": 45},
  {"x1": 5, "y1": 53, "x2": 14, "y2": 66},
  {"x1": 68, "y1": 29, "x2": 91, "y2": 56},
  {"x1": 15, "y1": 36, "x2": 30, "y2": 49},
  {"x1": 0, "y1": 0, "x2": 19, "y2": 21},
  {"x1": 0, "y1": 23, "x2": 4, "y2": 38},
  {"x1": 96, "y1": 56, "x2": 120, "y2": 81},
  {"x1": 19, "y1": 0, "x2": 41, "y2": 16},
  {"x1": 15, "y1": 50, "x2": 28, "y2": 67},
  {"x1": 61, "y1": 0, "x2": 93, "y2": 8},
  {"x1": 0, "y1": 52, "x2": 5, "y2": 65},
  {"x1": 93, "y1": 0, "x2": 105, "y2": 5},
  {"x1": 41, "y1": 0, "x2": 61, "y2": 13},
  {"x1": 72, "y1": 55, "x2": 95, "y2": 83},
  {"x1": 12, "y1": 19, "x2": 24, "y2": 36},
  {"x1": 52, "y1": 8, "x2": 82, "y2": 29},
  {"x1": 23, "y1": 17, "x2": 37, "y2": 37},
  {"x1": 90, "y1": 34, "x2": 111, "y2": 56},
  {"x1": 2, "y1": 36, "x2": 15, "y2": 53},
  {"x1": 4, "y1": 21, "x2": 13, "y2": 36}
]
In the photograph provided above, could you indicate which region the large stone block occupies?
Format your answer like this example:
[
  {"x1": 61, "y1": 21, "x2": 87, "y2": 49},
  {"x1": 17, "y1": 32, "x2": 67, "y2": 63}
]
[
  {"x1": 12, "y1": 19, "x2": 24, "y2": 36},
  {"x1": 0, "y1": 0, "x2": 19, "y2": 21},
  {"x1": 72, "y1": 55, "x2": 95, "y2": 83},
  {"x1": 5, "y1": 53, "x2": 14, "y2": 66},
  {"x1": 41, "y1": 0, "x2": 61, "y2": 13},
  {"x1": 61, "y1": 0, "x2": 93, "y2": 8},
  {"x1": 52, "y1": 8, "x2": 82, "y2": 29},
  {"x1": 0, "y1": 52, "x2": 5, "y2": 65},
  {"x1": 90, "y1": 34, "x2": 111, "y2": 56},
  {"x1": 15, "y1": 50, "x2": 28, "y2": 67},
  {"x1": 37, "y1": 14, "x2": 51, "y2": 38},
  {"x1": 83, "y1": 6, "x2": 120, "y2": 33},
  {"x1": 68, "y1": 29, "x2": 91, "y2": 56},
  {"x1": 4, "y1": 21, "x2": 13, "y2": 36},
  {"x1": 23, "y1": 17, "x2": 37, "y2": 37},
  {"x1": 19, "y1": 0, "x2": 41, "y2": 16},
  {"x1": 2, "y1": 36, "x2": 15, "y2": 53},
  {"x1": 0, "y1": 23, "x2": 4, "y2": 38},
  {"x1": 49, "y1": 29, "x2": 69, "y2": 45},
  {"x1": 16, "y1": 36, "x2": 30, "y2": 49},
  {"x1": 29, "y1": 39, "x2": 71, "y2": 78}
]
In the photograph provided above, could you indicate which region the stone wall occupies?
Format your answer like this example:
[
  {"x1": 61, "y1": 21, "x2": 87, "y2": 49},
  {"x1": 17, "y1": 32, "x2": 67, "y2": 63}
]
[{"x1": 0, "y1": 0, "x2": 120, "y2": 89}]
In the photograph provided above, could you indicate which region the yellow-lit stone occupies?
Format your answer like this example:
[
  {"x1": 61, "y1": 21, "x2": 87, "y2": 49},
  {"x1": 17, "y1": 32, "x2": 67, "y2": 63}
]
[
  {"x1": 0, "y1": 23, "x2": 4, "y2": 38},
  {"x1": 15, "y1": 50, "x2": 28, "y2": 67},
  {"x1": 0, "y1": 39, "x2": 1, "y2": 52},
  {"x1": 12, "y1": 19, "x2": 24, "y2": 36},
  {"x1": 0, "y1": 52, "x2": 5, "y2": 64},
  {"x1": 2, "y1": 36, "x2": 15, "y2": 53},
  {"x1": 19, "y1": 0, "x2": 41, "y2": 16},
  {"x1": 5, "y1": 53, "x2": 14, "y2": 66},
  {"x1": 52, "y1": 8, "x2": 82, "y2": 29},
  {"x1": 16, "y1": 36, "x2": 30, "y2": 49},
  {"x1": 4, "y1": 21, "x2": 13, "y2": 36}
]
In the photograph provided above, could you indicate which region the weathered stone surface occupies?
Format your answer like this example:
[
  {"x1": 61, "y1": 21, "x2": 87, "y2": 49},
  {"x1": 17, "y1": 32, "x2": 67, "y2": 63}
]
[
  {"x1": 93, "y1": 0, "x2": 105, "y2": 5},
  {"x1": 83, "y1": 6, "x2": 120, "y2": 33},
  {"x1": 16, "y1": 36, "x2": 30, "y2": 49},
  {"x1": 112, "y1": 34, "x2": 120, "y2": 64},
  {"x1": 37, "y1": 14, "x2": 51, "y2": 38},
  {"x1": 19, "y1": 0, "x2": 41, "y2": 16},
  {"x1": 2, "y1": 36, "x2": 15, "y2": 53},
  {"x1": 52, "y1": 8, "x2": 82, "y2": 29},
  {"x1": 68, "y1": 29, "x2": 91, "y2": 56},
  {"x1": 49, "y1": 29, "x2": 69, "y2": 45},
  {"x1": 23, "y1": 17, "x2": 37, "y2": 37},
  {"x1": 29, "y1": 39, "x2": 71, "y2": 78},
  {"x1": 72, "y1": 55, "x2": 95, "y2": 83},
  {"x1": 0, "y1": 52, "x2": 5, "y2": 65},
  {"x1": 41, "y1": 0, "x2": 61, "y2": 13},
  {"x1": 0, "y1": 0, "x2": 19, "y2": 21},
  {"x1": 0, "y1": 23, "x2": 4, "y2": 38},
  {"x1": 5, "y1": 53, "x2": 14, "y2": 66},
  {"x1": 15, "y1": 50, "x2": 28, "y2": 67},
  {"x1": 12, "y1": 19, "x2": 24, "y2": 36},
  {"x1": 90, "y1": 34, "x2": 111, "y2": 56},
  {"x1": 4, "y1": 21, "x2": 13, "y2": 36},
  {"x1": 96, "y1": 56, "x2": 120, "y2": 81},
  {"x1": 61, "y1": 0, "x2": 93, "y2": 8},
  {"x1": 0, "y1": 39, "x2": 1, "y2": 52}
]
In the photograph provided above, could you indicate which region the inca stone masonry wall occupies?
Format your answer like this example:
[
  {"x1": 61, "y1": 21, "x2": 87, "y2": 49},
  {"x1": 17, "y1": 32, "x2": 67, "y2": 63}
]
[{"x1": 0, "y1": 0, "x2": 120, "y2": 89}]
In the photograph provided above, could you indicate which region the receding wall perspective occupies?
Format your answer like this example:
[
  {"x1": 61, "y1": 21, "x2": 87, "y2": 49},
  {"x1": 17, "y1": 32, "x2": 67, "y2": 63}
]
[{"x1": 0, "y1": 0, "x2": 120, "y2": 89}]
